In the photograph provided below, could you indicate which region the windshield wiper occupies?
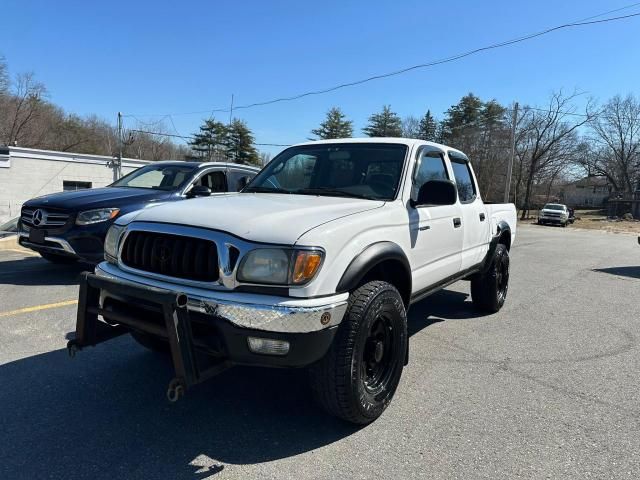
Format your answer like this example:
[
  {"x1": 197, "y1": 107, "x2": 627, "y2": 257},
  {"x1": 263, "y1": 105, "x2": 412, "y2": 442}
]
[
  {"x1": 243, "y1": 186, "x2": 292, "y2": 194},
  {"x1": 296, "y1": 187, "x2": 370, "y2": 199}
]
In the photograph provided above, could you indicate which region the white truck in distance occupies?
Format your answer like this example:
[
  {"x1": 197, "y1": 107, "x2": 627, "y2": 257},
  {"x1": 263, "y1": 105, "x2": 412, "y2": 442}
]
[{"x1": 69, "y1": 138, "x2": 517, "y2": 424}]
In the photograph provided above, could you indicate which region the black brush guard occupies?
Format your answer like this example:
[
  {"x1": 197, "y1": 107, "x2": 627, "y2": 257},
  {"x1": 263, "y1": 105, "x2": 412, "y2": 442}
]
[{"x1": 67, "y1": 272, "x2": 231, "y2": 402}]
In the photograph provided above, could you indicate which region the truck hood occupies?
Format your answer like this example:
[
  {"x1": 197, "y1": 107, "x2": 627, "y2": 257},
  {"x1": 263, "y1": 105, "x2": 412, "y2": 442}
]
[
  {"x1": 24, "y1": 187, "x2": 171, "y2": 211},
  {"x1": 540, "y1": 209, "x2": 566, "y2": 214},
  {"x1": 125, "y1": 193, "x2": 385, "y2": 244}
]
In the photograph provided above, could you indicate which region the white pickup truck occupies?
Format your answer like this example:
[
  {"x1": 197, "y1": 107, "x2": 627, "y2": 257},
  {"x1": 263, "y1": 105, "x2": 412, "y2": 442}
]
[{"x1": 69, "y1": 138, "x2": 516, "y2": 424}]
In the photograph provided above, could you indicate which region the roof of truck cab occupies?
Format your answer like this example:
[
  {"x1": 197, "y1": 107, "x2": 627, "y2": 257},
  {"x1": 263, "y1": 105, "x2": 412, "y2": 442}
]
[
  {"x1": 148, "y1": 160, "x2": 260, "y2": 170},
  {"x1": 293, "y1": 137, "x2": 467, "y2": 157}
]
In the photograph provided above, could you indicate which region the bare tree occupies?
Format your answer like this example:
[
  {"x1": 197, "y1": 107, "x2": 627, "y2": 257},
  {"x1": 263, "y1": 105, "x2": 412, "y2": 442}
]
[
  {"x1": 0, "y1": 55, "x2": 9, "y2": 94},
  {"x1": 401, "y1": 115, "x2": 420, "y2": 138},
  {"x1": 3, "y1": 72, "x2": 48, "y2": 146},
  {"x1": 581, "y1": 94, "x2": 640, "y2": 195},
  {"x1": 517, "y1": 91, "x2": 591, "y2": 219}
]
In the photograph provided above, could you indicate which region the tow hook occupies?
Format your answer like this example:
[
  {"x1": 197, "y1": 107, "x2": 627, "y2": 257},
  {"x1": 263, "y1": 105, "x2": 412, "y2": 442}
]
[{"x1": 166, "y1": 378, "x2": 186, "y2": 403}]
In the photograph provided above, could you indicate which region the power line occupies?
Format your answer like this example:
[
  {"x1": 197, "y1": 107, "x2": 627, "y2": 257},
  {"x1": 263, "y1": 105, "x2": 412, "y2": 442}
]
[
  {"x1": 125, "y1": 9, "x2": 640, "y2": 118},
  {"x1": 576, "y1": 1, "x2": 640, "y2": 21},
  {"x1": 128, "y1": 128, "x2": 292, "y2": 147}
]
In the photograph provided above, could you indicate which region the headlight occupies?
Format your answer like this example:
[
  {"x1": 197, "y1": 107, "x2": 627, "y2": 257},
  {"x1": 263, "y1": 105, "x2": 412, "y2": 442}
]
[
  {"x1": 76, "y1": 208, "x2": 120, "y2": 225},
  {"x1": 104, "y1": 224, "x2": 125, "y2": 262},
  {"x1": 237, "y1": 248, "x2": 323, "y2": 285}
]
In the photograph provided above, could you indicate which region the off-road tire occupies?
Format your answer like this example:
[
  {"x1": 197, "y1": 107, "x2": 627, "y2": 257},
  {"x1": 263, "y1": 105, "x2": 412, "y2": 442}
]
[
  {"x1": 131, "y1": 331, "x2": 170, "y2": 353},
  {"x1": 308, "y1": 281, "x2": 407, "y2": 424},
  {"x1": 39, "y1": 252, "x2": 76, "y2": 264},
  {"x1": 471, "y1": 243, "x2": 510, "y2": 313}
]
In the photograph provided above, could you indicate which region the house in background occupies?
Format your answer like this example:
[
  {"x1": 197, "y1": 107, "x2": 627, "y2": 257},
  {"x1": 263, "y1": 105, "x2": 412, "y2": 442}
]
[{"x1": 561, "y1": 176, "x2": 612, "y2": 208}]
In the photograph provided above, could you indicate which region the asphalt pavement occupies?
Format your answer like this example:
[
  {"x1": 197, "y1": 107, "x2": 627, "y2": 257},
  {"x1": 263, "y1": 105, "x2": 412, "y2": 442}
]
[{"x1": 0, "y1": 224, "x2": 639, "y2": 479}]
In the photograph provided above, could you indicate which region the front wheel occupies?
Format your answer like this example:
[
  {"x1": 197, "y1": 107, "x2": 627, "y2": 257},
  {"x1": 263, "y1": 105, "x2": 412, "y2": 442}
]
[
  {"x1": 308, "y1": 281, "x2": 407, "y2": 424},
  {"x1": 471, "y1": 243, "x2": 510, "y2": 313}
]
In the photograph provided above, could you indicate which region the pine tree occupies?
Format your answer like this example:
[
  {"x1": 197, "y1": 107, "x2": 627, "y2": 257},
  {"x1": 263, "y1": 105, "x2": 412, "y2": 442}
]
[
  {"x1": 311, "y1": 107, "x2": 353, "y2": 139},
  {"x1": 363, "y1": 105, "x2": 403, "y2": 137},
  {"x1": 225, "y1": 119, "x2": 259, "y2": 165},
  {"x1": 417, "y1": 110, "x2": 438, "y2": 141},
  {"x1": 190, "y1": 119, "x2": 228, "y2": 161},
  {"x1": 441, "y1": 93, "x2": 483, "y2": 141}
]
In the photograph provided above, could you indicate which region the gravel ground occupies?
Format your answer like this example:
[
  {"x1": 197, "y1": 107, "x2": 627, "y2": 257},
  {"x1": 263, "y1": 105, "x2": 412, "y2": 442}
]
[{"x1": 0, "y1": 224, "x2": 639, "y2": 479}]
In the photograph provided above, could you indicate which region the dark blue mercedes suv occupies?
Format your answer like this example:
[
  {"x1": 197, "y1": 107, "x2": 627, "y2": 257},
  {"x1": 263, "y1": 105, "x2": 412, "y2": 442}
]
[{"x1": 18, "y1": 161, "x2": 259, "y2": 264}]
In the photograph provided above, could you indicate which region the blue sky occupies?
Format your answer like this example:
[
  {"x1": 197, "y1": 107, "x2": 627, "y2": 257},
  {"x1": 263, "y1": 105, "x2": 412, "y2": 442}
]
[{"x1": 1, "y1": 0, "x2": 639, "y2": 155}]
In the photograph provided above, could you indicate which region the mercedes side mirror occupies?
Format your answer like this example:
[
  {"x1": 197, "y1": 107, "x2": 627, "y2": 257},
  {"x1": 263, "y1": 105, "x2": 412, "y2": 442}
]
[
  {"x1": 187, "y1": 185, "x2": 212, "y2": 198},
  {"x1": 411, "y1": 180, "x2": 457, "y2": 208}
]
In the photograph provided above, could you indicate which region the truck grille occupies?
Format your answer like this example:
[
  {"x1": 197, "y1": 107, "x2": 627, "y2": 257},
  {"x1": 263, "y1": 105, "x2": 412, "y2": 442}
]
[
  {"x1": 21, "y1": 208, "x2": 70, "y2": 227},
  {"x1": 121, "y1": 231, "x2": 219, "y2": 282}
]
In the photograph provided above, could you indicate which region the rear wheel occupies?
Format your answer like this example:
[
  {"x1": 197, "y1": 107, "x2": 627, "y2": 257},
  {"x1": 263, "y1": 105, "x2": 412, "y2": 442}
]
[
  {"x1": 308, "y1": 281, "x2": 407, "y2": 424},
  {"x1": 131, "y1": 331, "x2": 170, "y2": 353},
  {"x1": 471, "y1": 243, "x2": 510, "y2": 313},
  {"x1": 39, "y1": 252, "x2": 76, "y2": 264}
]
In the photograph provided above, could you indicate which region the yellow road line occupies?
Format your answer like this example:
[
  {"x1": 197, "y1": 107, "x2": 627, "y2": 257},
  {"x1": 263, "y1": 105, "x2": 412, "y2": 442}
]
[{"x1": 0, "y1": 299, "x2": 78, "y2": 318}]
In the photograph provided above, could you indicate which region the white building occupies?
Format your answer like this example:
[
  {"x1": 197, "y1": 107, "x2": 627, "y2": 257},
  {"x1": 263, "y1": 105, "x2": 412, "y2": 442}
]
[{"x1": 0, "y1": 146, "x2": 149, "y2": 223}]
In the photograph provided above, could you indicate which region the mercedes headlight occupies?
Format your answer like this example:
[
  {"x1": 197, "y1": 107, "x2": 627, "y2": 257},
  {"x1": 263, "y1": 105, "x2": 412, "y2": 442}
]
[
  {"x1": 76, "y1": 208, "x2": 120, "y2": 225},
  {"x1": 104, "y1": 224, "x2": 126, "y2": 263},
  {"x1": 237, "y1": 248, "x2": 323, "y2": 286}
]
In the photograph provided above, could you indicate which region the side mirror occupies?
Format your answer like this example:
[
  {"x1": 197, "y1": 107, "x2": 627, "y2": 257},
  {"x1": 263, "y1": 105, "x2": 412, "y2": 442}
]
[
  {"x1": 411, "y1": 179, "x2": 457, "y2": 207},
  {"x1": 187, "y1": 185, "x2": 212, "y2": 198}
]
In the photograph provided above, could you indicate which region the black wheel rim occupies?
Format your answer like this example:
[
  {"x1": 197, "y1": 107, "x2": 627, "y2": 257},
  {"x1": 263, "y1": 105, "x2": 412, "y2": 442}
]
[
  {"x1": 496, "y1": 255, "x2": 509, "y2": 300},
  {"x1": 361, "y1": 314, "x2": 397, "y2": 395}
]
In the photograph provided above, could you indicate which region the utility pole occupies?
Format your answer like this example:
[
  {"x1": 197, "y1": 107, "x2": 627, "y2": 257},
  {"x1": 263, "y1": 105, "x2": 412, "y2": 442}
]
[
  {"x1": 228, "y1": 94, "x2": 234, "y2": 125},
  {"x1": 504, "y1": 102, "x2": 519, "y2": 203},
  {"x1": 116, "y1": 111, "x2": 123, "y2": 181}
]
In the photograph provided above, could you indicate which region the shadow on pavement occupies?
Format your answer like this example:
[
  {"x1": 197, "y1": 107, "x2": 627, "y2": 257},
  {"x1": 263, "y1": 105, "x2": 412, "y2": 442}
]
[
  {"x1": 0, "y1": 285, "x2": 485, "y2": 479},
  {"x1": 0, "y1": 340, "x2": 360, "y2": 479},
  {"x1": 0, "y1": 256, "x2": 87, "y2": 286},
  {"x1": 593, "y1": 266, "x2": 640, "y2": 280},
  {"x1": 408, "y1": 288, "x2": 485, "y2": 336}
]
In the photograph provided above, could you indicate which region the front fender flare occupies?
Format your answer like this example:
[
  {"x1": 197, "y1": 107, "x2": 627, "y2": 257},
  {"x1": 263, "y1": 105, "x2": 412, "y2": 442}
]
[{"x1": 336, "y1": 241, "x2": 411, "y2": 297}]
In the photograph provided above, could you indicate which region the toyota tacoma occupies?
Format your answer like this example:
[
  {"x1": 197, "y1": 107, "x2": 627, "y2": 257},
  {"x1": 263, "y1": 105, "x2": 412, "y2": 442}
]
[{"x1": 69, "y1": 138, "x2": 517, "y2": 424}]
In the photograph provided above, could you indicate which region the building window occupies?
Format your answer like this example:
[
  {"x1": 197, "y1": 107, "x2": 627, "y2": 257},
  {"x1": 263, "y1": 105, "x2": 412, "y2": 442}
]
[{"x1": 63, "y1": 181, "x2": 92, "y2": 191}]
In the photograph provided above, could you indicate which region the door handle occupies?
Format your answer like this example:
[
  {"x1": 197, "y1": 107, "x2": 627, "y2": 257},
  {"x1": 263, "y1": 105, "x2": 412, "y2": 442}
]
[
  {"x1": 453, "y1": 218, "x2": 462, "y2": 228},
  {"x1": 479, "y1": 213, "x2": 486, "y2": 222},
  {"x1": 419, "y1": 225, "x2": 430, "y2": 231}
]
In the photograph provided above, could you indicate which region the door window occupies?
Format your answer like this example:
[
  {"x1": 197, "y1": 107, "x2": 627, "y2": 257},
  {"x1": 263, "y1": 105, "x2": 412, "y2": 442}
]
[
  {"x1": 228, "y1": 169, "x2": 256, "y2": 191},
  {"x1": 412, "y1": 150, "x2": 449, "y2": 199},
  {"x1": 450, "y1": 161, "x2": 477, "y2": 203},
  {"x1": 195, "y1": 170, "x2": 227, "y2": 192}
]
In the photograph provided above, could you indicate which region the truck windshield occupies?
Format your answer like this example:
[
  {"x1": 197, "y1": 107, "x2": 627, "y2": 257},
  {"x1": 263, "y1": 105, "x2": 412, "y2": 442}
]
[
  {"x1": 111, "y1": 164, "x2": 196, "y2": 190},
  {"x1": 244, "y1": 143, "x2": 408, "y2": 200},
  {"x1": 544, "y1": 204, "x2": 565, "y2": 210}
]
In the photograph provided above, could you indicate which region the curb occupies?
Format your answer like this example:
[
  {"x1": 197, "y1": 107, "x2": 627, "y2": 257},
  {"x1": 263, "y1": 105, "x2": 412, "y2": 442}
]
[{"x1": 0, "y1": 234, "x2": 21, "y2": 251}]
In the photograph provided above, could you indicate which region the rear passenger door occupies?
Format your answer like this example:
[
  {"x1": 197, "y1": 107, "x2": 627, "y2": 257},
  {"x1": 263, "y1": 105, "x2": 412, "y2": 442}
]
[
  {"x1": 408, "y1": 147, "x2": 463, "y2": 291},
  {"x1": 448, "y1": 152, "x2": 490, "y2": 270}
]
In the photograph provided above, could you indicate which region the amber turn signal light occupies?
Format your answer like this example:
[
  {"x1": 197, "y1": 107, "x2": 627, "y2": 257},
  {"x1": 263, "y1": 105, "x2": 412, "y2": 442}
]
[{"x1": 292, "y1": 251, "x2": 323, "y2": 284}]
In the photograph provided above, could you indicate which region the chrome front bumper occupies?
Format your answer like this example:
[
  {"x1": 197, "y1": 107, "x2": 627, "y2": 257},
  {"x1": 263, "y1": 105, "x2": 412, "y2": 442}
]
[
  {"x1": 95, "y1": 262, "x2": 348, "y2": 333},
  {"x1": 18, "y1": 232, "x2": 77, "y2": 254}
]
